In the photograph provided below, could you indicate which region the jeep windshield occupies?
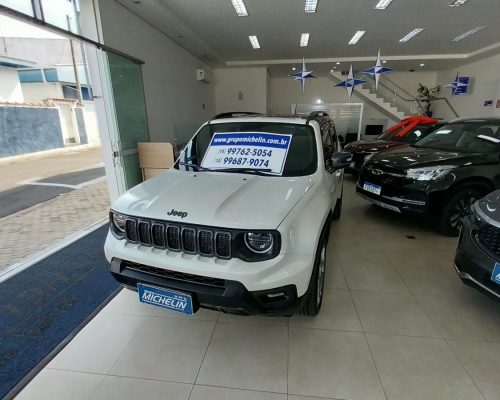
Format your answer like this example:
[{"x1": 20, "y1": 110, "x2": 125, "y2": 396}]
[
  {"x1": 174, "y1": 122, "x2": 318, "y2": 177},
  {"x1": 413, "y1": 121, "x2": 500, "y2": 153}
]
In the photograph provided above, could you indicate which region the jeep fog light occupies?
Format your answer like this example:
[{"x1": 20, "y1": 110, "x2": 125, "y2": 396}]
[
  {"x1": 111, "y1": 212, "x2": 126, "y2": 238},
  {"x1": 244, "y1": 232, "x2": 274, "y2": 253}
]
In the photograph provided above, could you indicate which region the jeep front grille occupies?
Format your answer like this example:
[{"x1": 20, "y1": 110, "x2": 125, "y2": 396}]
[
  {"x1": 477, "y1": 224, "x2": 500, "y2": 259},
  {"x1": 124, "y1": 217, "x2": 232, "y2": 259}
]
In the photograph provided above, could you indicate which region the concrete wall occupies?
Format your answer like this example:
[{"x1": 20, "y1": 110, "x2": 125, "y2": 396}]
[
  {"x1": 0, "y1": 67, "x2": 24, "y2": 102},
  {"x1": 21, "y1": 83, "x2": 64, "y2": 102},
  {"x1": 433, "y1": 53, "x2": 500, "y2": 120},
  {"x1": 214, "y1": 67, "x2": 268, "y2": 114},
  {"x1": 98, "y1": 0, "x2": 215, "y2": 147},
  {"x1": 0, "y1": 106, "x2": 64, "y2": 157}
]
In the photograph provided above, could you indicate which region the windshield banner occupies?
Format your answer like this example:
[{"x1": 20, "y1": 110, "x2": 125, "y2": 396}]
[{"x1": 201, "y1": 132, "x2": 293, "y2": 174}]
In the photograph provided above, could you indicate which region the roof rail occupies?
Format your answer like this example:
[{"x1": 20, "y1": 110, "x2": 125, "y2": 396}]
[
  {"x1": 305, "y1": 111, "x2": 330, "y2": 124},
  {"x1": 212, "y1": 111, "x2": 263, "y2": 119}
]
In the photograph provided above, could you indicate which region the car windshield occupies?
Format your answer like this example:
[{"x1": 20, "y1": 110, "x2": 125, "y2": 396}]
[
  {"x1": 174, "y1": 122, "x2": 318, "y2": 177},
  {"x1": 393, "y1": 125, "x2": 437, "y2": 143},
  {"x1": 413, "y1": 121, "x2": 500, "y2": 153}
]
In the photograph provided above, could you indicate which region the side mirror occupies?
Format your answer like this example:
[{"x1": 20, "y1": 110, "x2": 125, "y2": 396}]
[{"x1": 330, "y1": 151, "x2": 352, "y2": 171}]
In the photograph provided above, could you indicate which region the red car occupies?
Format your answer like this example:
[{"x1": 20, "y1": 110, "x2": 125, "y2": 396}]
[{"x1": 344, "y1": 116, "x2": 446, "y2": 173}]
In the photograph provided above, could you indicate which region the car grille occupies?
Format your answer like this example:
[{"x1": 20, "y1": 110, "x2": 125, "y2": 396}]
[
  {"x1": 123, "y1": 261, "x2": 227, "y2": 288},
  {"x1": 362, "y1": 163, "x2": 407, "y2": 188},
  {"x1": 477, "y1": 224, "x2": 500, "y2": 259},
  {"x1": 124, "y1": 217, "x2": 232, "y2": 259}
]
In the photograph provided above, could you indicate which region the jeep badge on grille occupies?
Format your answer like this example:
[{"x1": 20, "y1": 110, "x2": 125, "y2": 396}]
[{"x1": 167, "y1": 209, "x2": 188, "y2": 218}]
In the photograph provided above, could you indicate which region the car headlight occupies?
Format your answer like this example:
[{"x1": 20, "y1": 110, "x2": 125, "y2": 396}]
[
  {"x1": 364, "y1": 153, "x2": 375, "y2": 163},
  {"x1": 405, "y1": 166, "x2": 455, "y2": 181},
  {"x1": 110, "y1": 211, "x2": 126, "y2": 238},
  {"x1": 244, "y1": 232, "x2": 274, "y2": 254}
]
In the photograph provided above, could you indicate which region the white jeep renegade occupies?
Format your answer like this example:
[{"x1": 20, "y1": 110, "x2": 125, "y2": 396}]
[{"x1": 104, "y1": 112, "x2": 351, "y2": 316}]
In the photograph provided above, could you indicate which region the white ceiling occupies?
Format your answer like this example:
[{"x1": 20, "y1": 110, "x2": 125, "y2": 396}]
[{"x1": 118, "y1": 0, "x2": 500, "y2": 73}]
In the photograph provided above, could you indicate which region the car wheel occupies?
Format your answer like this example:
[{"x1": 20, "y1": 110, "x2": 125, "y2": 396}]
[
  {"x1": 299, "y1": 233, "x2": 327, "y2": 316},
  {"x1": 436, "y1": 186, "x2": 484, "y2": 236},
  {"x1": 332, "y1": 183, "x2": 343, "y2": 220}
]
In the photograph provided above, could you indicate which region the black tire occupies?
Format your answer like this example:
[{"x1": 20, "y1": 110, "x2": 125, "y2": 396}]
[
  {"x1": 299, "y1": 231, "x2": 328, "y2": 316},
  {"x1": 435, "y1": 185, "x2": 485, "y2": 236},
  {"x1": 332, "y1": 182, "x2": 343, "y2": 221}
]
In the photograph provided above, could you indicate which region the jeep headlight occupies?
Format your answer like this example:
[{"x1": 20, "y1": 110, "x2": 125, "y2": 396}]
[
  {"x1": 244, "y1": 232, "x2": 274, "y2": 254},
  {"x1": 405, "y1": 166, "x2": 455, "y2": 181},
  {"x1": 110, "y1": 211, "x2": 126, "y2": 238}
]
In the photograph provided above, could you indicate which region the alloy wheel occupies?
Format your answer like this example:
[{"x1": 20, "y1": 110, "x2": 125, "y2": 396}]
[{"x1": 449, "y1": 193, "x2": 479, "y2": 230}]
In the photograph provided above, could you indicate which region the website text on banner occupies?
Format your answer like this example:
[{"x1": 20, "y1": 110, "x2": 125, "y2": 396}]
[{"x1": 201, "y1": 132, "x2": 293, "y2": 175}]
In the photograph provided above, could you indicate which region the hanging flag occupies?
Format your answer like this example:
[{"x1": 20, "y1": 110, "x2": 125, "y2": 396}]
[
  {"x1": 360, "y1": 49, "x2": 394, "y2": 90},
  {"x1": 334, "y1": 65, "x2": 366, "y2": 100},
  {"x1": 289, "y1": 58, "x2": 315, "y2": 93},
  {"x1": 445, "y1": 73, "x2": 469, "y2": 96}
]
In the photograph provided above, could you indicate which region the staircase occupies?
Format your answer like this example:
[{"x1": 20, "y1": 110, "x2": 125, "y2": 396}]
[{"x1": 329, "y1": 71, "x2": 408, "y2": 121}]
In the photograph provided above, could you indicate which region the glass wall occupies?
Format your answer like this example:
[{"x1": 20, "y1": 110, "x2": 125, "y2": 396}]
[{"x1": 0, "y1": 0, "x2": 33, "y2": 16}]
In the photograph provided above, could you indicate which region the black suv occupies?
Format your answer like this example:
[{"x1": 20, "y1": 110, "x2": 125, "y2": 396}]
[
  {"x1": 356, "y1": 117, "x2": 500, "y2": 236},
  {"x1": 455, "y1": 190, "x2": 500, "y2": 299}
]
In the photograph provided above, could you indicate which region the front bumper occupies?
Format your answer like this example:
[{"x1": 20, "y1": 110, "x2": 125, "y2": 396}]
[
  {"x1": 454, "y1": 215, "x2": 500, "y2": 299},
  {"x1": 355, "y1": 183, "x2": 427, "y2": 213},
  {"x1": 110, "y1": 258, "x2": 302, "y2": 315}
]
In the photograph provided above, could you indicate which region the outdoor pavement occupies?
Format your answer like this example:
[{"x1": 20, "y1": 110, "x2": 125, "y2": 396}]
[{"x1": 0, "y1": 147, "x2": 110, "y2": 274}]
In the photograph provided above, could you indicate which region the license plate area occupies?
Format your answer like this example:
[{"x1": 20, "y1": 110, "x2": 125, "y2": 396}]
[
  {"x1": 138, "y1": 283, "x2": 194, "y2": 315},
  {"x1": 363, "y1": 182, "x2": 382, "y2": 195},
  {"x1": 491, "y1": 263, "x2": 500, "y2": 286}
]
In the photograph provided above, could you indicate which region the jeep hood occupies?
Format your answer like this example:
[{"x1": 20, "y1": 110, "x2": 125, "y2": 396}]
[{"x1": 112, "y1": 169, "x2": 315, "y2": 229}]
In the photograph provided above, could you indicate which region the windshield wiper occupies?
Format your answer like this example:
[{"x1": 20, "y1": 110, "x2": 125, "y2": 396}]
[
  {"x1": 214, "y1": 168, "x2": 273, "y2": 176},
  {"x1": 178, "y1": 162, "x2": 214, "y2": 171}
]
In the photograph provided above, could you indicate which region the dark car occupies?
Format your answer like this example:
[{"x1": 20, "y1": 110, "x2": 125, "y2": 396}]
[
  {"x1": 356, "y1": 117, "x2": 500, "y2": 236},
  {"x1": 344, "y1": 116, "x2": 446, "y2": 174},
  {"x1": 455, "y1": 190, "x2": 500, "y2": 299}
]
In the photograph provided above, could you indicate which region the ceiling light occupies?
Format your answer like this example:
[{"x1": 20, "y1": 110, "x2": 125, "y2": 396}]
[
  {"x1": 452, "y1": 26, "x2": 487, "y2": 41},
  {"x1": 348, "y1": 30, "x2": 366, "y2": 45},
  {"x1": 399, "y1": 28, "x2": 424, "y2": 43},
  {"x1": 420, "y1": 63, "x2": 425, "y2": 67},
  {"x1": 292, "y1": 67, "x2": 296, "y2": 71},
  {"x1": 248, "y1": 35, "x2": 260, "y2": 49},
  {"x1": 231, "y1": 0, "x2": 248, "y2": 16},
  {"x1": 449, "y1": 0, "x2": 469, "y2": 6},
  {"x1": 330, "y1": 69, "x2": 334, "y2": 72},
  {"x1": 304, "y1": 0, "x2": 318, "y2": 13},
  {"x1": 382, "y1": 60, "x2": 387, "y2": 64},
  {"x1": 300, "y1": 33, "x2": 310, "y2": 47},
  {"x1": 336, "y1": 62, "x2": 340, "y2": 65},
  {"x1": 374, "y1": 0, "x2": 394, "y2": 10}
]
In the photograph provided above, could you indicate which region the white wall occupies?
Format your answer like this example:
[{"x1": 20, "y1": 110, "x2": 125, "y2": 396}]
[
  {"x1": 269, "y1": 76, "x2": 397, "y2": 136},
  {"x1": 0, "y1": 67, "x2": 24, "y2": 102},
  {"x1": 82, "y1": 102, "x2": 101, "y2": 146},
  {"x1": 21, "y1": 83, "x2": 64, "y2": 102},
  {"x1": 214, "y1": 67, "x2": 268, "y2": 114},
  {"x1": 98, "y1": 0, "x2": 215, "y2": 147},
  {"x1": 433, "y1": 53, "x2": 500, "y2": 120}
]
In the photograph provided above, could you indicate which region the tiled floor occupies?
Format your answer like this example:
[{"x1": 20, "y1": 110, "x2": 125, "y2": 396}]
[{"x1": 15, "y1": 178, "x2": 500, "y2": 400}]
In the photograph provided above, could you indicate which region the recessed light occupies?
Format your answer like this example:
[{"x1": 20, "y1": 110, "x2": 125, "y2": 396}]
[
  {"x1": 292, "y1": 67, "x2": 296, "y2": 71},
  {"x1": 248, "y1": 35, "x2": 260, "y2": 49},
  {"x1": 300, "y1": 33, "x2": 310, "y2": 47},
  {"x1": 452, "y1": 26, "x2": 487, "y2": 41},
  {"x1": 348, "y1": 30, "x2": 366, "y2": 45},
  {"x1": 316, "y1": 99, "x2": 323, "y2": 104},
  {"x1": 330, "y1": 69, "x2": 334, "y2": 72},
  {"x1": 420, "y1": 63, "x2": 425, "y2": 67},
  {"x1": 336, "y1": 62, "x2": 340, "y2": 65},
  {"x1": 449, "y1": 0, "x2": 469, "y2": 6},
  {"x1": 382, "y1": 60, "x2": 387, "y2": 64},
  {"x1": 231, "y1": 0, "x2": 248, "y2": 16},
  {"x1": 374, "y1": 0, "x2": 394, "y2": 10},
  {"x1": 399, "y1": 28, "x2": 424, "y2": 43},
  {"x1": 304, "y1": 0, "x2": 318, "y2": 13}
]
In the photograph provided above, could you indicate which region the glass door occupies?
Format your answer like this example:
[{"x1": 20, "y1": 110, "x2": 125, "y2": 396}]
[{"x1": 106, "y1": 51, "x2": 149, "y2": 190}]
